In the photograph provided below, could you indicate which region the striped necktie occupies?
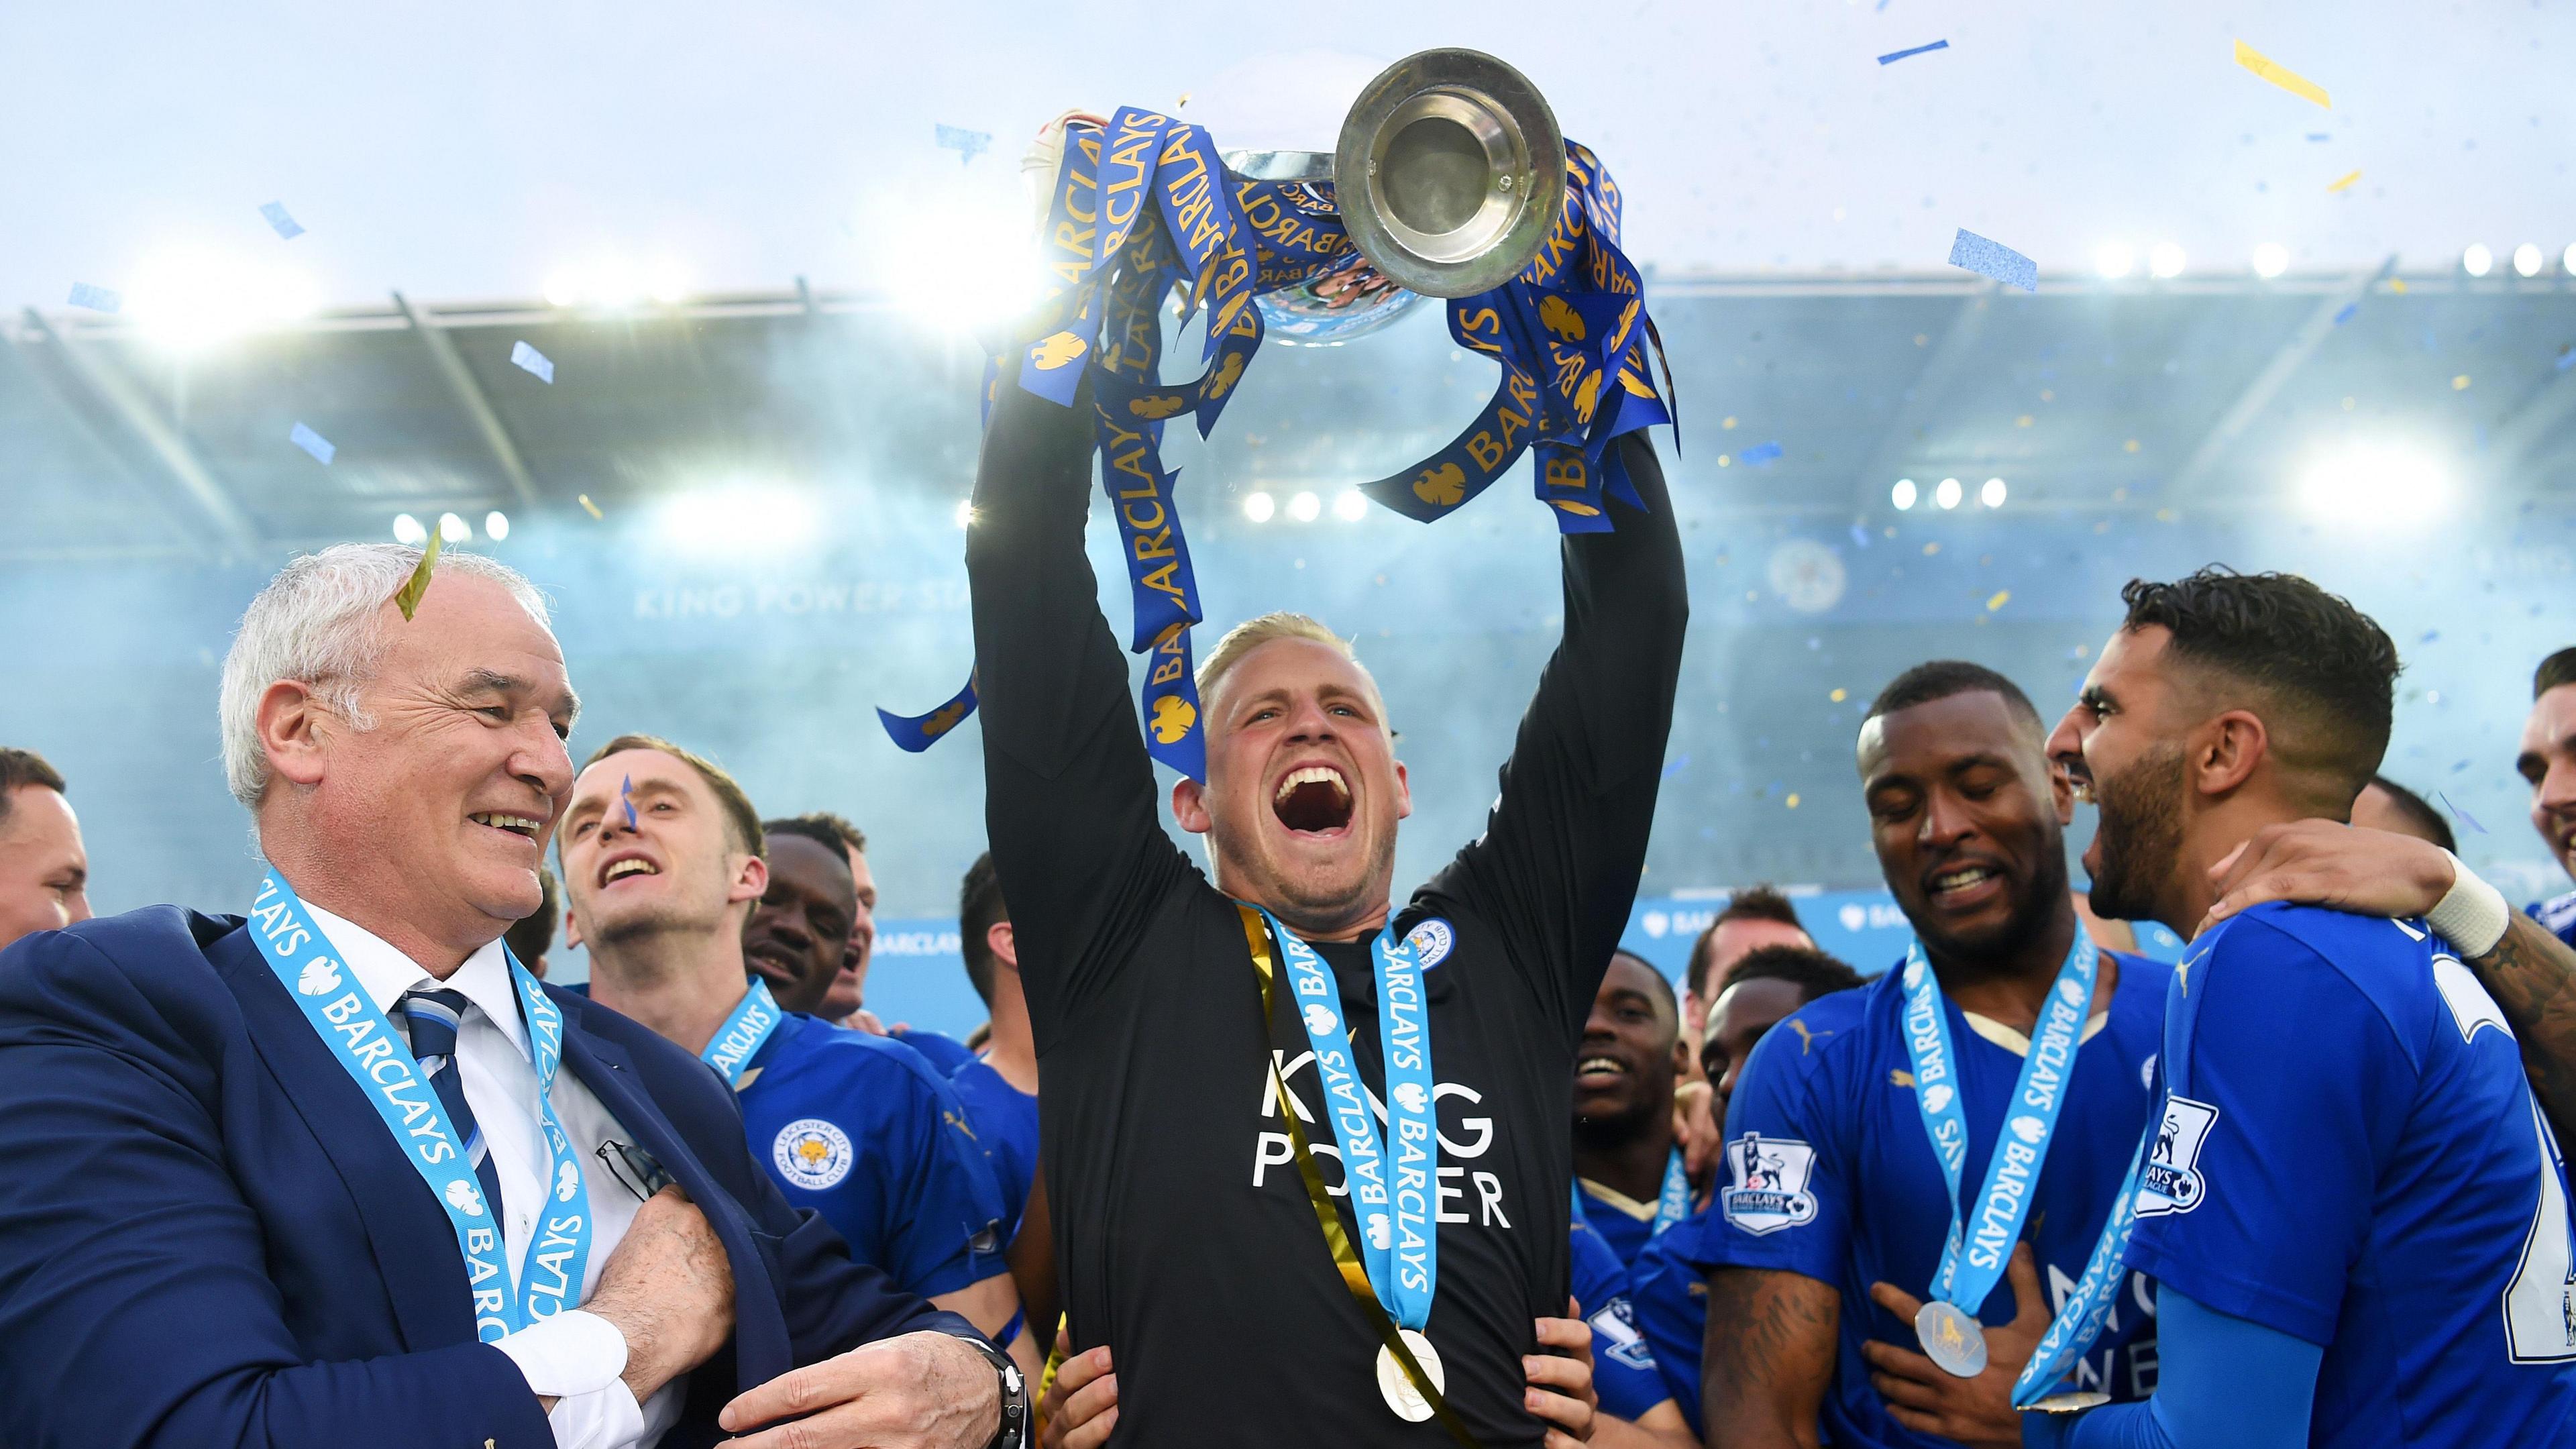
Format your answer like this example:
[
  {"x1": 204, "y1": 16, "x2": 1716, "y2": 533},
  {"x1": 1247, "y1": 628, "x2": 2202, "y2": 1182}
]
[{"x1": 398, "y1": 985, "x2": 507, "y2": 1224}]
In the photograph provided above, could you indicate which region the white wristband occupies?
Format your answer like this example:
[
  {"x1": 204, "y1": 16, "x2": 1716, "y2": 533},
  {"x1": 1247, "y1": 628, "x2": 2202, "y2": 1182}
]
[{"x1": 2426, "y1": 851, "x2": 2512, "y2": 959}]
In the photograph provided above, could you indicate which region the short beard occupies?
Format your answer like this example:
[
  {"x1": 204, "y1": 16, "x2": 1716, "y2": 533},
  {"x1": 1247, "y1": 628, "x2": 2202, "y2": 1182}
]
[
  {"x1": 1220, "y1": 815, "x2": 1399, "y2": 936},
  {"x1": 2088, "y1": 743, "x2": 2188, "y2": 922}
]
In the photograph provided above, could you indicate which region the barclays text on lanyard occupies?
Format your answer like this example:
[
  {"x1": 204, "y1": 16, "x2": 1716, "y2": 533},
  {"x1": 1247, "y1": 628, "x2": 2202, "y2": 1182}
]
[
  {"x1": 1254, "y1": 906, "x2": 1455, "y2": 1424},
  {"x1": 245, "y1": 871, "x2": 592, "y2": 1342},
  {"x1": 1896, "y1": 932, "x2": 2100, "y2": 1388},
  {"x1": 701, "y1": 977, "x2": 783, "y2": 1088},
  {"x1": 879, "y1": 111, "x2": 1674, "y2": 779}
]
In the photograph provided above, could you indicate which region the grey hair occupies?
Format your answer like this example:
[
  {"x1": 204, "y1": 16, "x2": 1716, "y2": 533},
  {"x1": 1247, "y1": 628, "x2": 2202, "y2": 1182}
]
[{"x1": 219, "y1": 543, "x2": 554, "y2": 808}]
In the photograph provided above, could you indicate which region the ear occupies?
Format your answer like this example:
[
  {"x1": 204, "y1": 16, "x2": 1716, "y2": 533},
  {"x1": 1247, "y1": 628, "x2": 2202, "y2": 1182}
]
[
  {"x1": 1172, "y1": 776, "x2": 1212, "y2": 835},
  {"x1": 562, "y1": 907, "x2": 584, "y2": 949},
  {"x1": 987, "y1": 919, "x2": 1018, "y2": 972},
  {"x1": 727, "y1": 851, "x2": 770, "y2": 907},
  {"x1": 2194, "y1": 709, "x2": 2269, "y2": 800},
  {"x1": 1391, "y1": 757, "x2": 1413, "y2": 822},
  {"x1": 256, "y1": 679, "x2": 335, "y2": 790}
]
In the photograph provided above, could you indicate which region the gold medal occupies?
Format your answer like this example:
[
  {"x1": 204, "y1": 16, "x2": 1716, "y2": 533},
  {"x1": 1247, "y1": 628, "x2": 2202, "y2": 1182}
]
[
  {"x1": 1375, "y1": 1329, "x2": 1446, "y2": 1421},
  {"x1": 2027, "y1": 1390, "x2": 2112, "y2": 1413}
]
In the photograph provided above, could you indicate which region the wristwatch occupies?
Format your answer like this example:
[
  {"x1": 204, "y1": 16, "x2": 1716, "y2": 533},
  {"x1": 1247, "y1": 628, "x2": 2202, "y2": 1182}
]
[{"x1": 955, "y1": 1332, "x2": 1028, "y2": 1449}]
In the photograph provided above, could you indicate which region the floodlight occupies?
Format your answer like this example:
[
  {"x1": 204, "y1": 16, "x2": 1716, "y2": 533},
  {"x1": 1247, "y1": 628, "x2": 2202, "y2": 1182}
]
[
  {"x1": 2251, "y1": 243, "x2": 2290, "y2": 279},
  {"x1": 2093, "y1": 244, "x2": 2135, "y2": 280},
  {"x1": 1243, "y1": 491, "x2": 1277, "y2": 523},
  {"x1": 439, "y1": 513, "x2": 471, "y2": 543},
  {"x1": 2147, "y1": 242, "x2": 2186, "y2": 279},
  {"x1": 1891, "y1": 478, "x2": 1918, "y2": 511},
  {"x1": 1288, "y1": 490, "x2": 1321, "y2": 522},
  {"x1": 484, "y1": 511, "x2": 511, "y2": 541},
  {"x1": 2513, "y1": 244, "x2": 2544, "y2": 278},
  {"x1": 2463, "y1": 244, "x2": 2493, "y2": 277},
  {"x1": 393, "y1": 513, "x2": 427, "y2": 545},
  {"x1": 1935, "y1": 477, "x2": 1962, "y2": 509},
  {"x1": 1980, "y1": 477, "x2": 2007, "y2": 508},
  {"x1": 1334, "y1": 489, "x2": 1369, "y2": 521}
]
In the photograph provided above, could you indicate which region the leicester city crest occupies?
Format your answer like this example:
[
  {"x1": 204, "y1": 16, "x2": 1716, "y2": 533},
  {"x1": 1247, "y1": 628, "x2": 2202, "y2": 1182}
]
[
  {"x1": 772, "y1": 1118, "x2": 855, "y2": 1191},
  {"x1": 1405, "y1": 917, "x2": 1456, "y2": 970}
]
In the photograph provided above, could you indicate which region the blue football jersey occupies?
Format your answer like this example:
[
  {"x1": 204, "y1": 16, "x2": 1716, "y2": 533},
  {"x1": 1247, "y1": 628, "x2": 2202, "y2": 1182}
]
[
  {"x1": 738, "y1": 1014, "x2": 1006, "y2": 1297},
  {"x1": 949, "y1": 1055, "x2": 1038, "y2": 1244},
  {"x1": 2126, "y1": 903, "x2": 2576, "y2": 1446},
  {"x1": 2530, "y1": 890, "x2": 2576, "y2": 951},
  {"x1": 893, "y1": 1026, "x2": 976, "y2": 1075},
  {"x1": 1570, "y1": 1203, "x2": 1672, "y2": 1422},
  {"x1": 1576, "y1": 1179, "x2": 1660, "y2": 1270},
  {"x1": 1680, "y1": 953, "x2": 2167, "y2": 1449},
  {"x1": 1626, "y1": 1220, "x2": 1711, "y2": 1436}
]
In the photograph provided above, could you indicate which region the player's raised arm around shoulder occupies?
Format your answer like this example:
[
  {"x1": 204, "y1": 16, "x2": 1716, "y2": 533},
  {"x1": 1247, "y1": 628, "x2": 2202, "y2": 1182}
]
[
  {"x1": 1438, "y1": 430, "x2": 1687, "y2": 1022},
  {"x1": 967, "y1": 368, "x2": 1189, "y2": 1029},
  {"x1": 1703, "y1": 1269, "x2": 1837, "y2": 1449}
]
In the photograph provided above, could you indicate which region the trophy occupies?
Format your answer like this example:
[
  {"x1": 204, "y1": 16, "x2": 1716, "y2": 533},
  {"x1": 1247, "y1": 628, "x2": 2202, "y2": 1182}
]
[{"x1": 890, "y1": 48, "x2": 1672, "y2": 783}]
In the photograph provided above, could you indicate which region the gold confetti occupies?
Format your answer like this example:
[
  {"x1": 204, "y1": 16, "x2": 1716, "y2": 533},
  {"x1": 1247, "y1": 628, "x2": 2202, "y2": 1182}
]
[
  {"x1": 578, "y1": 493, "x2": 604, "y2": 519},
  {"x1": 2155, "y1": 508, "x2": 2179, "y2": 523},
  {"x1": 2234, "y1": 39, "x2": 2330, "y2": 109},
  {"x1": 1923, "y1": 542, "x2": 1941, "y2": 555},
  {"x1": 1718, "y1": 454, "x2": 1733, "y2": 467},
  {"x1": 1721, "y1": 416, "x2": 1737, "y2": 429},
  {"x1": 392, "y1": 529, "x2": 441, "y2": 621},
  {"x1": 1785, "y1": 793, "x2": 1802, "y2": 809},
  {"x1": 1177, "y1": 91, "x2": 1191, "y2": 107},
  {"x1": 1987, "y1": 590, "x2": 2011, "y2": 612},
  {"x1": 1829, "y1": 688, "x2": 1848, "y2": 702},
  {"x1": 2326, "y1": 169, "x2": 2361, "y2": 193},
  {"x1": 2453, "y1": 374, "x2": 2471, "y2": 390},
  {"x1": 2123, "y1": 439, "x2": 2141, "y2": 453},
  {"x1": 2017, "y1": 414, "x2": 2035, "y2": 428},
  {"x1": 2390, "y1": 278, "x2": 2408, "y2": 294}
]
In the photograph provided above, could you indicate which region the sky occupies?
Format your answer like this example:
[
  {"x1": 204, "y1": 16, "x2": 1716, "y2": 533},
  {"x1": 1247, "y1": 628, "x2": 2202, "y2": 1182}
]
[{"x1": 6, "y1": 0, "x2": 2573, "y2": 315}]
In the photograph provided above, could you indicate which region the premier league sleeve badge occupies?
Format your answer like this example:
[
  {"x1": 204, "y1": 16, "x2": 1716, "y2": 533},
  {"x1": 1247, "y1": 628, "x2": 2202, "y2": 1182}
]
[{"x1": 1719, "y1": 1130, "x2": 1819, "y2": 1235}]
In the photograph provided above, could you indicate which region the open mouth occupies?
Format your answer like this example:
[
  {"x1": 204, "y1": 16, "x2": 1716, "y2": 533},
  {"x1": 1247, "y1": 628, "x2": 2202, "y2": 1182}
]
[
  {"x1": 599, "y1": 853, "x2": 660, "y2": 888},
  {"x1": 1273, "y1": 765, "x2": 1354, "y2": 835},
  {"x1": 1926, "y1": 863, "x2": 2006, "y2": 908},
  {"x1": 470, "y1": 812, "x2": 543, "y2": 841},
  {"x1": 1575, "y1": 1055, "x2": 1631, "y2": 1084}
]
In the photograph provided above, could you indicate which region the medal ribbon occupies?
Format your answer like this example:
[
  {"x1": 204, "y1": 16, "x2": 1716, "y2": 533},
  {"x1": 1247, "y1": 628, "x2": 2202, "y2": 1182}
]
[
  {"x1": 700, "y1": 977, "x2": 784, "y2": 1088},
  {"x1": 1897, "y1": 931, "x2": 2098, "y2": 1317},
  {"x1": 1236, "y1": 904, "x2": 1480, "y2": 1449},
  {"x1": 244, "y1": 870, "x2": 594, "y2": 1341},
  {"x1": 2009, "y1": 1130, "x2": 2148, "y2": 1407},
  {"x1": 1653, "y1": 1145, "x2": 1691, "y2": 1236},
  {"x1": 880, "y1": 121, "x2": 1676, "y2": 775}
]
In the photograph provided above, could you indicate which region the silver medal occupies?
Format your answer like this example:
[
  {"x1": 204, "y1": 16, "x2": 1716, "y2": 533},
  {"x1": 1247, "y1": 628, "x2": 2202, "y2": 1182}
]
[
  {"x1": 1916, "y1": 1300, "x2": 1989, "y2": 1378},
  {"x1": 1375, "y1": 1328, "x2": 1446, "y2": 1421}
]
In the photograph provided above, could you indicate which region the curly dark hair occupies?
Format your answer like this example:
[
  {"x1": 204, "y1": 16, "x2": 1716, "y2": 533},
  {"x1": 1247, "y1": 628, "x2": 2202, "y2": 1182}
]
[{"x1": 2119, "y1": 567, "x2": 2398, "y2": 804}]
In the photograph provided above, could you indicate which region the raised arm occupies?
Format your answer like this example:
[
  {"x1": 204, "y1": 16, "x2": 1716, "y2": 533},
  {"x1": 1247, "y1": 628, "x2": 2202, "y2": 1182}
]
[
  {"x1": 1430, "y1": 432, "x2": 1688, "y2": 1025},
  {"x1": 967, "y1": 370, "x2": 1191, "y2": 1037},
  {"x1": 2202, "y1": 820, "x2": 2576, "y2": 1150},
  {"x1": 1703, "y1": 1268, "x2": 1839, "y2": 1449}
]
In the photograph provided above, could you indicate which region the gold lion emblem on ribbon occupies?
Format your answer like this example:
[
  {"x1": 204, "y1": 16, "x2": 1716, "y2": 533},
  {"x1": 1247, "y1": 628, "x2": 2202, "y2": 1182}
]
[{"x1": 1413, "y1": 463, "x2": 1466, "y2": 506}]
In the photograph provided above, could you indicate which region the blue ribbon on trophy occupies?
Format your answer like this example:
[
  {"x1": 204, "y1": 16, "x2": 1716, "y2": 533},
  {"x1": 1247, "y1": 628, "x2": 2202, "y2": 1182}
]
[{"x1": 881, "y1": 51, "x2": 1676, "y2": 780}]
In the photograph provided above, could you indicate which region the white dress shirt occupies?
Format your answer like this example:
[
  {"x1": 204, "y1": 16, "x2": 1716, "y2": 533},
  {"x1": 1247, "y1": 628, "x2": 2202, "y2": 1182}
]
[{"x1": 306, "y1": 903, "x2": 684, "y2": 1449}]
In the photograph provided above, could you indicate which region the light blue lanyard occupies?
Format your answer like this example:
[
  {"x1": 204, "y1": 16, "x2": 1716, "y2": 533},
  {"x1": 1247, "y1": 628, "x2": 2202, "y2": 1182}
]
[
  {"x1": 1898, "y1": 931, "x2": 2097, "y2": 1313},
  {"x1": 2010, "y1": 1130, "x2": 2148, "y2": 1405},
  {"x1": 245, "y1": 871, "x2": 594, "y2": 1341},
  {"x1": 1258, "y1": 906, "x2": 1440, "y2": 1331},
  {"x1": 700, "y1": 978, "x2": 783, "y2": 1087},
  {"x1": 1652, "y1": 1146, "x2": 1691, "y2": 1236}
]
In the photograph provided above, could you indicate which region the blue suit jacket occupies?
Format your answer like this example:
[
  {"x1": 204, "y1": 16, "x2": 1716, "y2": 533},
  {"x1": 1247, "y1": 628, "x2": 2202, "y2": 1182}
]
[{"x1": 0, "y1": 906, "x2": 970, "y2": 1449}]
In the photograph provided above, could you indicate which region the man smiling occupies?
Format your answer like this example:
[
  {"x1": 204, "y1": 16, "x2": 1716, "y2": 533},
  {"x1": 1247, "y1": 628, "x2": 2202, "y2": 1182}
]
[
  {"x1": 2520, "y1": 647, "x2": 2576, "y2": 948},
  {"x1": 968, "y1": 360, "x2": 1684, "y2": 1446},
  {"x1": 1574, "y1": 951, "x2": 1693, "y2": 1269}
]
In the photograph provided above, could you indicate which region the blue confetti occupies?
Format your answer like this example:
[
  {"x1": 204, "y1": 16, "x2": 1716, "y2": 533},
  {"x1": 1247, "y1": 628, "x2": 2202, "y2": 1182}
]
[
  {"x1": 1850, "y1": 523, "x2": 1872, "y2": 549},
  {"x1": 260, "y1": 201, "x2": 305, "y2": 239},
  {"x1": 288, "y1": 422, "x2": 335, "y2": 465},
  {"x1": 66, "y1": 282, "x2": 121, "y2": 313},
  {"x1": 1947, "y1": 228, "x2": 2038, "y2": 292},
  {"x1": 934, "y1": 123, "x2": 992, "y2": 166},
  {"x1": 1741, "y1": 440, "x2": 1784, "y2": 466},
  {"x1": 2306, "y1": 132, "x2": 2331, "y2": 142},
  {"x1": 1662, "y1": 753, "x2": 1691, "y2": 780},
  {"x1": 621, "y1": 774, "x2": 637, "y2": 830},
  {"x1": 2332, "y1": 302, "x2": 2357, "y2": 326},
  {"x1": 2557, "y1": 347, "x2": 2575, "y2": 372},
  {"x1": 511, "y1": 340, "x2": 555, "y2": 383},
  {"x1": 2439, "y1": 791, "x2": 2488, "y2": 835},
  {"x1": 2419, "y1": 629, "x2": 2440, "y2": 643},
  {"x1": 1877, "y1": 39, "x2": 1949, "y2": 64},
  {"x1": 2451, "y1": 759, "x2": 2470, "y2": 773}
]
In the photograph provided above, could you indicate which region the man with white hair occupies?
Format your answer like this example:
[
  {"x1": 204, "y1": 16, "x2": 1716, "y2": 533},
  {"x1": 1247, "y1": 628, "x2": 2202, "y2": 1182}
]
[
  {"x1": 969, "y1": 351, "x2": 1685, "y2": 1447},
  {"x1": 0, "y1": 545, "x2": 1023, "y2": 1449}
]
